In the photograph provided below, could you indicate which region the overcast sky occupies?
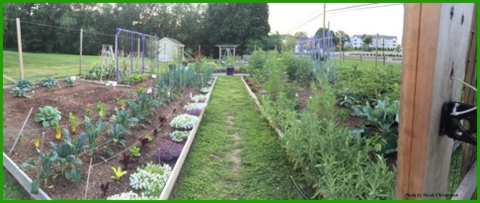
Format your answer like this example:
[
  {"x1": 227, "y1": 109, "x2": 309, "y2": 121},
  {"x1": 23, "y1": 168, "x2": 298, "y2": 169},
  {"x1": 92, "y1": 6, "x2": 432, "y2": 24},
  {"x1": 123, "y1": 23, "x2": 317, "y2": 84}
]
[{"x1": 268, "y1": 3, "x2": 404, "y2": 44}]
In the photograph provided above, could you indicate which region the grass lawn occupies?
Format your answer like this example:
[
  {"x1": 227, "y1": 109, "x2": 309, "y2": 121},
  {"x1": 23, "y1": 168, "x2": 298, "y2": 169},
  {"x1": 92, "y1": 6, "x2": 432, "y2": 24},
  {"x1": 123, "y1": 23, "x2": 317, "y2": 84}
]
[
  {"x1": 2, "y1": 168, "x2": 32, "y2": 200},
  {"x1": 337, "y1": 58, "x2": 402, "y2": 69},
  {"x1": 2, "y1": 50, "x2": 99, "y2": 85},
  {"x1": 172, "y1": 77, "x2": 302, "y2": 200}
]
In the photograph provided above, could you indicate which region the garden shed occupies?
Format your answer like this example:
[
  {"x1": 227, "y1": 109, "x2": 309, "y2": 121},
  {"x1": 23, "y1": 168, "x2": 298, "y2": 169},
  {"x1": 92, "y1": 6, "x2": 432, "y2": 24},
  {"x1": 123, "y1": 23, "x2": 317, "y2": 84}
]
[{"x1": 158, "y1": 37, "x2": 185, "y2": 62}]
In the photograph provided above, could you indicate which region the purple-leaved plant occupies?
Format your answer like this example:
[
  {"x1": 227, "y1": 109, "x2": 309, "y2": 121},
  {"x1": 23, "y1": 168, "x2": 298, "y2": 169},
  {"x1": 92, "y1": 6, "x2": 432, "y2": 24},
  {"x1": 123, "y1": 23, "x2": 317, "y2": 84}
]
[
  {"x1": 100, "y1": 182, "x2": 110, "y2": 197},
  {"x1": 155, "y1": 140, "x2": 183, "y2": 162},
  {"x1": 186, "y1": 108, "x2": 202, "y2": 117}
]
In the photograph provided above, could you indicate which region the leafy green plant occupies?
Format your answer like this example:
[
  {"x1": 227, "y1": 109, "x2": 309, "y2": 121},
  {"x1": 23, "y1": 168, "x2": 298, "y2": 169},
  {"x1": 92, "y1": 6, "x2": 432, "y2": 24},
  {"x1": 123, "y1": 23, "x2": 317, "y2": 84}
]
[
  {"x1": 282, "y1": 52, "x2": 315, "y2": 86},
  {"x1": 69, "y1": 112, "x2": 79, "y2": 133},
  {"x1": 95, "y1": 102, "x2": 107, "y2": 119},
  {"x1": 128, "y1": 90, "x2": 159, "y2": 123},
  {"x1": 82, "y1": 116, "x2": 108, "y2": 156},
  {"x1": 352, "y1": 97, "x2": 400, "y2": 156},
  {"x1": 191, "y1": 94, "x2": 206, "y2": 103},
  {"x1": 41, "y1": 76, "x2": 57, "y2": 90},
  {"x1": 110, "y1": 108, "x2": 139, "y2": 135},
  {"x1": 199, "y1": 87, "x2": 210, "y2": 94},
  {"x1": 34, "y1": 106, "x2": 62, "y2": 127},
  {"x1": 129, "y1": 146, "x2": 141, "y2": 157},
  {"x1": 111, "y1": 166, "x2": 127, "y2": 181},
  {"x1": 335, "y1": 88, "x2": 361, "y2": 108},
  {"x1": 282, "y1": 110, "x2": 396, "y2": 199},
  {"x1": 169, "y1": 114, "x2": 199, "y2": 130},
  {"x1": 63, "y1": 76, "x2": 75, "y2": 86},
  {"x1": 10, "y1": 79, "x2": 35, "y2": 98},
  {"x1": 107, "y1": 124, "x2": 128, "y2": 147},
  {"x1": 119, "y1": 73, "x2": 149, "y2": 85}
]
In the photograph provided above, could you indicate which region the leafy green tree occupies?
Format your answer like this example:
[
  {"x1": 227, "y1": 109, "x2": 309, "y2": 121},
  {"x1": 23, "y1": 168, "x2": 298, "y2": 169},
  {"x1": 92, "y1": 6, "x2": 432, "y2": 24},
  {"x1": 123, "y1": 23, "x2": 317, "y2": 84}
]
[{"x1": 362, "y1": 34, "x2": 373, "y2": 51}]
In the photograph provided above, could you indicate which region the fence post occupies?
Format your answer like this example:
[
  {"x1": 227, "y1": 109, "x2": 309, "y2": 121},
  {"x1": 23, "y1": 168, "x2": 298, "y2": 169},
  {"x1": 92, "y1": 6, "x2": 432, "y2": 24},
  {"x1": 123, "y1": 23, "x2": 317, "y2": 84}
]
[
  {"x1": 360, "y1": 54, "x2": 362, "y2": 63},
  {"x1": 79, "y1": 28, "x2": 83, "y2": 76},
  {"x1": 460, "y1": 5, "x2": 476, "y2": 200},
  {"x1": 16, "y1": 18, "x2": 24, "y2": 80},
  {"x1": 396, "y1": 4, "x2": 475, "y2": 199}
]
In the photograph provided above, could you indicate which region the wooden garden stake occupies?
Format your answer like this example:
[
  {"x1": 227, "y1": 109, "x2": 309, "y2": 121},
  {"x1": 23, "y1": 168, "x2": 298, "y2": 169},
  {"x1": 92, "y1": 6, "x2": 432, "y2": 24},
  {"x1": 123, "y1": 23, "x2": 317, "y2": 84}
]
[
  {"x1": 16, "y1": 18, "x2": 24, "y2": 80},
  {"x1": 84, "y1": 157, "x2": 93, "y2": 200},
  {"x1": 9, "y1": 107, "x2": 34, "y2": 154}
]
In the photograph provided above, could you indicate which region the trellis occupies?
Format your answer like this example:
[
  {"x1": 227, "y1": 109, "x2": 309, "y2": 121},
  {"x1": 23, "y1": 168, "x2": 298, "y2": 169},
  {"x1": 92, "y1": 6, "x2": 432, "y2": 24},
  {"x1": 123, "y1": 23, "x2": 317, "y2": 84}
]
[{"x1": 115, "y1": 28, "x2": 160, "y2": 81}]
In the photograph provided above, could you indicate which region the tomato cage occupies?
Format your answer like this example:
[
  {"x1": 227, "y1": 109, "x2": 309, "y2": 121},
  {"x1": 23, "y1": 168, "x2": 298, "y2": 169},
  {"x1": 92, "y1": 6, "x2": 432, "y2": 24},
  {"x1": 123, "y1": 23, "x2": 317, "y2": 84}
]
[
  {"x1": 296, "y1": 31, "x2": 337, "y2": 84},
  {"x1": 115, "y1": 28, "x2": 160, "y2": 81}
]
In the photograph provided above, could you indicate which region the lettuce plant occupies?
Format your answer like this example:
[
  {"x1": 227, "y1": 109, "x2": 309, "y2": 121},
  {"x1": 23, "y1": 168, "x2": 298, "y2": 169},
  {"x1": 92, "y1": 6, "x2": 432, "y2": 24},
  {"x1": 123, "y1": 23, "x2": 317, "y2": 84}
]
[
  {"x1": 63, "y1": 76, "x2": 75, "y2": 86},
  {"x1": 169, "y1": 114, "x2": 199, "y2": 130},
  {"x1": 170, "y1": 131, "x2": 190, "y2": 142},
  {"x1": 200, "y1": 87, "x2": 210, "y2": 94},
  {"x1": 129, "y1": 162, "x2": 172, "y2": 196}
]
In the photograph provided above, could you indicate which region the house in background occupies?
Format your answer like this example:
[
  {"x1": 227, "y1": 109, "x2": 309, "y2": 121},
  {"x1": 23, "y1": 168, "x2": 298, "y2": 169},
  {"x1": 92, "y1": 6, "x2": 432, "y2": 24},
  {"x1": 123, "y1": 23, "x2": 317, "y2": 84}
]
[
  {"x1": 351, "y1": 35, "x2": 398, "y2": 49},
  {"x1": 158, "y1": 37, "x2": 185, "y2": 62}
]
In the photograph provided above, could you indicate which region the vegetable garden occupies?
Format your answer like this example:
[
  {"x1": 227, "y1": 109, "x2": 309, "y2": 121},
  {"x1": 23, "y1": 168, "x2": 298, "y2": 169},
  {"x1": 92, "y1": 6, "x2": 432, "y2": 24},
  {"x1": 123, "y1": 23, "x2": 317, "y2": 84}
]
[{"x1": 3, "y1": 63, "x2": 216, "y2": 199}]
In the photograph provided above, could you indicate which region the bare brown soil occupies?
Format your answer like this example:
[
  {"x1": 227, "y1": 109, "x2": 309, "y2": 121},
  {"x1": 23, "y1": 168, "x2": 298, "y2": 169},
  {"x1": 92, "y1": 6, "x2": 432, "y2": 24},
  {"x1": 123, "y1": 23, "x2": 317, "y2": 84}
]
[{"x1": 3, "y1": 79, "x2": 209, "y2": 199}]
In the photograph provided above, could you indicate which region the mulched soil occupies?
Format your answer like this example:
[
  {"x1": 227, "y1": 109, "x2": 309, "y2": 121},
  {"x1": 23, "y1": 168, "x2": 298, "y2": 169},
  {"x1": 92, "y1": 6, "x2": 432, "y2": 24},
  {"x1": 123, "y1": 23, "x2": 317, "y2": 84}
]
[{"x1": 3, "y1": 78, "x2": 211, "y2": 200}]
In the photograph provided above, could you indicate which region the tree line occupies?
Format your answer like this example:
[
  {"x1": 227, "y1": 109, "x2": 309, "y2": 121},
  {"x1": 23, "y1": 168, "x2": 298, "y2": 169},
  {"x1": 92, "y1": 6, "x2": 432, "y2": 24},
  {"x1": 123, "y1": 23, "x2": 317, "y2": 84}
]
[{"x1": 3, "y1": 3, "x2": 281, "y2": 57}]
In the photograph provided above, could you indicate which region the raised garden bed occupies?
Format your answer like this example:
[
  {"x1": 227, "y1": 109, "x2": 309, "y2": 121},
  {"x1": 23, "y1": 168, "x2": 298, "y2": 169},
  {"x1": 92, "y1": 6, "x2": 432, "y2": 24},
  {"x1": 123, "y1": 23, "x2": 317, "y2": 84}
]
[{"x1": 3, "y1": 76, "x2": 217, "y2": 200}]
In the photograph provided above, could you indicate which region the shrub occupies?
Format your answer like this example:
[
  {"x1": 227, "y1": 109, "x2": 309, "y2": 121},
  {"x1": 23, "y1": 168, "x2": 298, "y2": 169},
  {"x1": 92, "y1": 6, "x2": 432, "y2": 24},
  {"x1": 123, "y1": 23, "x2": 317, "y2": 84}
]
[
  {"x1": 129, "y1": 163, "x2": 172, "y2": 196},
  {"x1": 170, "y1": 131, "x2": 190, "y2": 142},
  {"x1": 155, "y1": 140, "x2": 183, "y2": 161},
  {"x1": 34, "y1": 106, "x2": 62, "y2": 127},
  {"x1": 169, "y1": 114, "x2": 199, "y2": 130},
  {"x1": 282, "y1": 111, "x2": 396, "y2": 199}
]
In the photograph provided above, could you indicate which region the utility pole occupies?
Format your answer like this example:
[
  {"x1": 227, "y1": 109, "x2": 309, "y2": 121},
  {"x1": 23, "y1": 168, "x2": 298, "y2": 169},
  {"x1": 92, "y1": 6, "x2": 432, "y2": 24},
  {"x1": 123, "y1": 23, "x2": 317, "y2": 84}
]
[
  {"x1": 383, "y1": 35, "x2": 386, "y2": 65},
  {"x1": 375, "y1": 33, "x2": 378, "y2": 69}
]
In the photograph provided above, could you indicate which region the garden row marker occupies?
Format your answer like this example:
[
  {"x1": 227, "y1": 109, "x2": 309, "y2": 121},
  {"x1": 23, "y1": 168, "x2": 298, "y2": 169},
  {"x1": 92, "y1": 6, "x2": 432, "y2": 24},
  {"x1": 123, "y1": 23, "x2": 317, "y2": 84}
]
[
  {"x1": 79, "y1": 28, "x2": 83, "y2": 75},
  {"x1": 396, "y1": 4, "x2": 474, "y2": 199},
  {"x1": 84, "y1": 157, "x2": 93, "y2": 200},
  {"x1": 9, "y1": 107, "x2": 34, "y2": 154},
  {"x1": 16, "y1": 18, "x2": 24, "y2": 80}
]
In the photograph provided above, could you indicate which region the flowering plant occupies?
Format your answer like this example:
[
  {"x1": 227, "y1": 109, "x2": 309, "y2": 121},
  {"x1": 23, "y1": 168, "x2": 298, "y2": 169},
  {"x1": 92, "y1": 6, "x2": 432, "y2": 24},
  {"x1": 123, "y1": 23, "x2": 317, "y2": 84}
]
[
  {"x1": 183, "y1": 102, "x2": 206, "y2": 111},
  {"x1": 107, "y1": 191, "x2": 158, "y2": 200},
  {"x1": 170, "y1": 131, "x2": 190, "y2": 142},
  {"x1": 169, "y1": 114, "x2": 199, "y2": 130},
  {"x1": 191, "y1": 95, "x2": 206, "y2": 103},
  {"x1": 155, "y1": 140, "x2": 183, "y2": 161},
  {"x1": 129, "y1": 163, "x2": 172, "y2": 196},
  {"x1": 185, "y1": 108, "x2": 202, "y2": 117}
]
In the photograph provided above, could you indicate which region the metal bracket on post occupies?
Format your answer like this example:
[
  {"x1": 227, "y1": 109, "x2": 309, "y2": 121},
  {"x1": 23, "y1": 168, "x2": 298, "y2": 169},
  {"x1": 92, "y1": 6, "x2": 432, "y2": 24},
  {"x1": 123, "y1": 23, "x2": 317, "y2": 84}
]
[{"x1": 439, "y1": 101, "x2": 476, "y2": 146}]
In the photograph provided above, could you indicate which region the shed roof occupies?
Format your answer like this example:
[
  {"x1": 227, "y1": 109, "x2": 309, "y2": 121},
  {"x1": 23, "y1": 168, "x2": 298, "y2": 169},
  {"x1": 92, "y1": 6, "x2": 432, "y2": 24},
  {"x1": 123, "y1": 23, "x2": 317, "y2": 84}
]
[{"x1": 160, "y1": 37, "x2": 185, "y2": 46}]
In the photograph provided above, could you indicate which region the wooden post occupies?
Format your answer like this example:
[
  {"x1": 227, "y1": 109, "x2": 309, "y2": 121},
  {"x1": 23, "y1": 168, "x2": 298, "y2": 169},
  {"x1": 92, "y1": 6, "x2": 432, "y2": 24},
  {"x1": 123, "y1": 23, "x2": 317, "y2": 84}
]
[
  {"x1": 396, "y1": 4, "x2": 474, "y2": 199},
  {"x1": 16, "y1": 18, "x2": 24, "y2": 80},
  {"x1": 375, "y1": 33, "x2": 378, "y2": 69},
  {"x1": 339, "y1": 34, "x2": 342, "y2": 63},
  {"x1": 79, "y1": 28, "x2": 83, "y2": 75},
  {"x1": 218, "y1": 46, "x2": 221, "y2": 61},
  {"x1": 460, "y1": 5, "x2": 476, "y2": 199},
  {"x1": 360, "y1": 54, "x2": 362, "y2": 63}
]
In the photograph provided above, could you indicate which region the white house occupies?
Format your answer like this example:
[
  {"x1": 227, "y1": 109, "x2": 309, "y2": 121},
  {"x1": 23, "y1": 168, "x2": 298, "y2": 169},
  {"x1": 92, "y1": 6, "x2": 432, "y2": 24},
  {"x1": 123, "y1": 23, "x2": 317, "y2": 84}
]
[
  {"x1": 351, "y1": 35, "x2": 398, "y2": 49},
  {"x1": 158, "y1": 37, "x2": 185, "y2": 62}
]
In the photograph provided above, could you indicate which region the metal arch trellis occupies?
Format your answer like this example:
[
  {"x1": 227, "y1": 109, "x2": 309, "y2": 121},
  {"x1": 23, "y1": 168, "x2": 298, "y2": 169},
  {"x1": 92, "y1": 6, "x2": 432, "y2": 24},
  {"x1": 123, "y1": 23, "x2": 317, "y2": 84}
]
[
  {"x1": 114, "y1": 28, "x2": 160, "y2": 81},
  {"x1": 296, "y1": 31, "x2": 337, "y2": 84}
]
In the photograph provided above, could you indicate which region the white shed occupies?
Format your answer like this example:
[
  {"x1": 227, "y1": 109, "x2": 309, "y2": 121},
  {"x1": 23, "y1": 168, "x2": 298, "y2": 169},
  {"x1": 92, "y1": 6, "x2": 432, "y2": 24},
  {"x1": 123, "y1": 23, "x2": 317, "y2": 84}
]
[{"x1": 158, "y1": 37, "x2": 185, "y2": 62}]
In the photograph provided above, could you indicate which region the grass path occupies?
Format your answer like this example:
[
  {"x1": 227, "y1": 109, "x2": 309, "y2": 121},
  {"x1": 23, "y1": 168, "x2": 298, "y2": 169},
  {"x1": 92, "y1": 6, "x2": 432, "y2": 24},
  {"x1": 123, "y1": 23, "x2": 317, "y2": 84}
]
[{"x1": 172, "y1": 77, "x2": 301, "y2": 200}]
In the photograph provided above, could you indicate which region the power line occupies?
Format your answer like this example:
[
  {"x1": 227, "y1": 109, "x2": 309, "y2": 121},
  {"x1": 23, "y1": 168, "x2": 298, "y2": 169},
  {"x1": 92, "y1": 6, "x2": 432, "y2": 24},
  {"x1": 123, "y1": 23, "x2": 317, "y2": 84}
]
[
  {"x1": 285, "y1": 3, "x2": 377, "y2": 34},
  {"x1": 285, "y1": 3, "x2": 402, "y2": 35}
]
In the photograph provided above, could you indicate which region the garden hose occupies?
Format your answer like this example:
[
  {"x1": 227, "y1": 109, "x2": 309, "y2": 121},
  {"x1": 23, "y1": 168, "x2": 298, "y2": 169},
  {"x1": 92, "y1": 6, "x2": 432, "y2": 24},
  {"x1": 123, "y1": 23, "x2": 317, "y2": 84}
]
[{"x1": 289, "y1": 173, "x2": 309, "y2": 200}]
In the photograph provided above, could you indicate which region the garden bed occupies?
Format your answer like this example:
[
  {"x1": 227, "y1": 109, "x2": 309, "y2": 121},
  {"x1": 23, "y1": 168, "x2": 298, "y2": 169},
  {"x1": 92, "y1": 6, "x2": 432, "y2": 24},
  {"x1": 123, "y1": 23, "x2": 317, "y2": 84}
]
[{"x1": 3, "y1": 77, "x2": 216, "y2": 200}]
